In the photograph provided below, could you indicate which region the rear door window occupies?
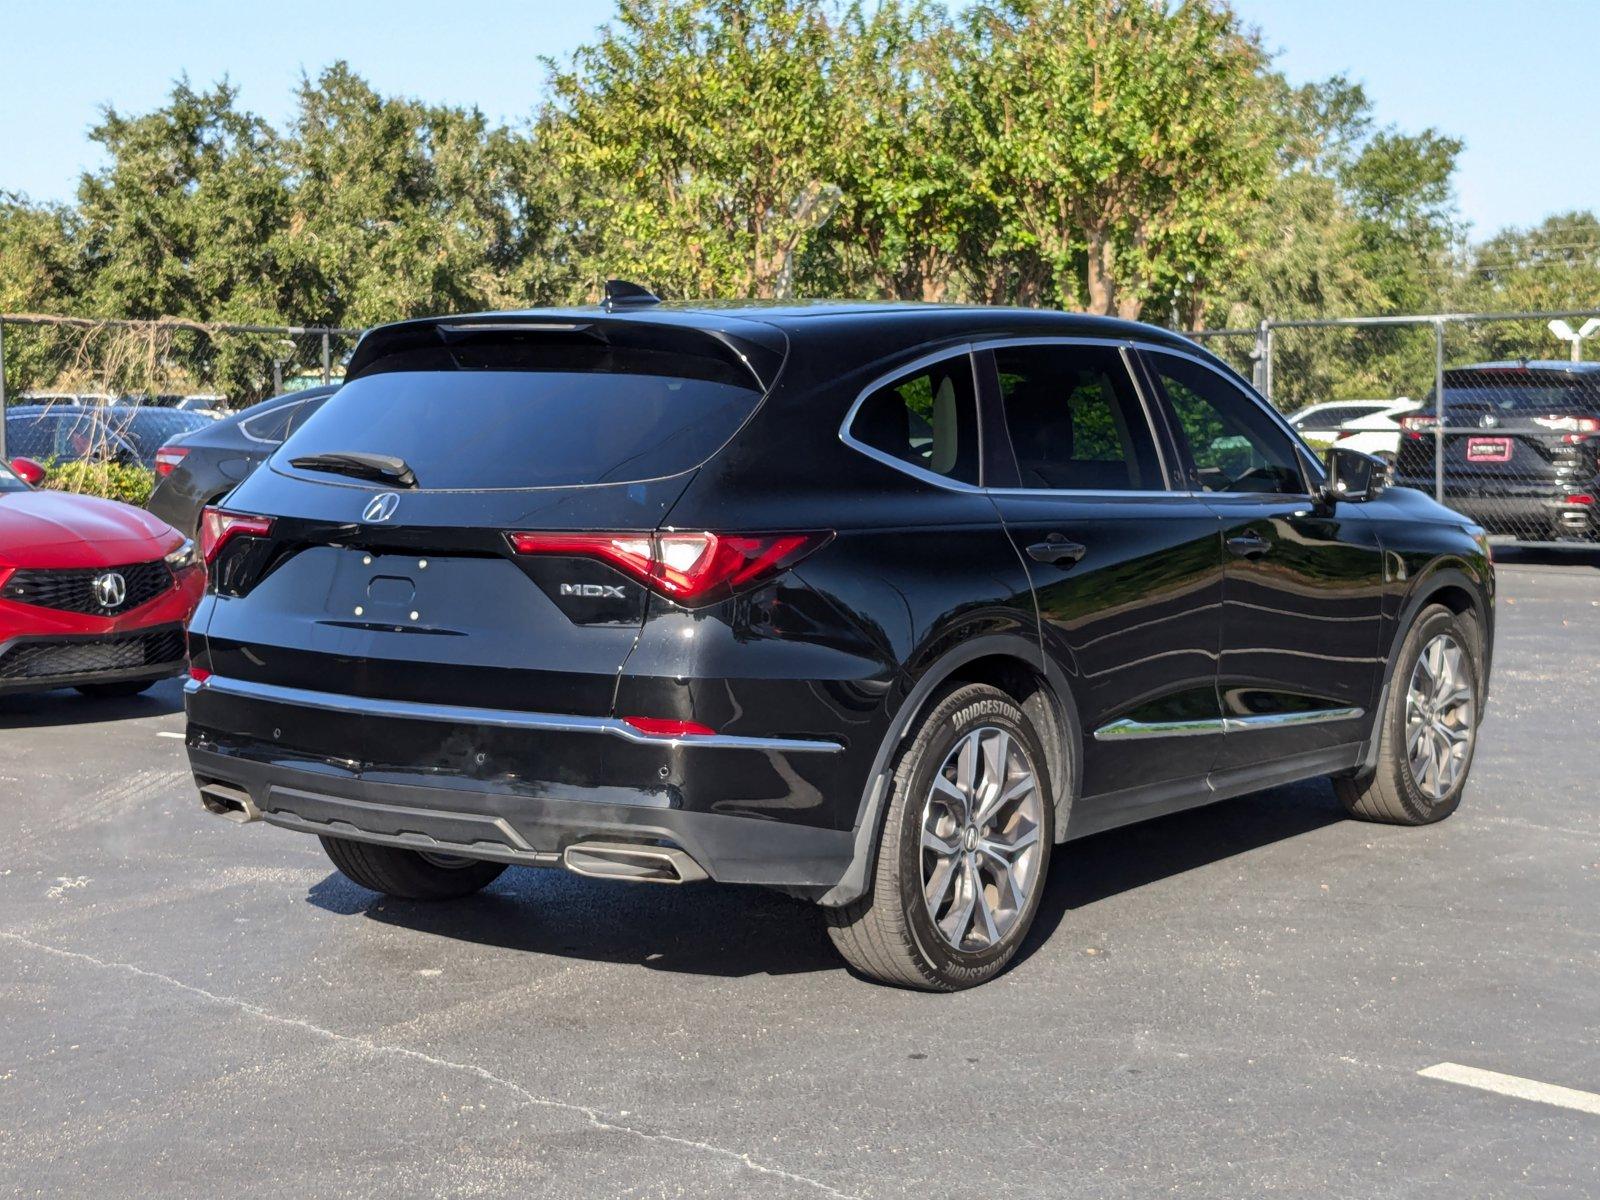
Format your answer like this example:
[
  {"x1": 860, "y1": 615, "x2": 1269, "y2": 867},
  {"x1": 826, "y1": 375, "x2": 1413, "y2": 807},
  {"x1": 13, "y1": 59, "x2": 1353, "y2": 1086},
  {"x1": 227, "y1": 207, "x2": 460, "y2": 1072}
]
[
  {"x1": 994, "y1": 344, "x2": 1164, "y2": 490},
  {"x1": 278, "y1": 344, "x2": 765, "y2": 490},
  {"x1": 849, "y1": 353, "x2": 982, "y2": 485}
]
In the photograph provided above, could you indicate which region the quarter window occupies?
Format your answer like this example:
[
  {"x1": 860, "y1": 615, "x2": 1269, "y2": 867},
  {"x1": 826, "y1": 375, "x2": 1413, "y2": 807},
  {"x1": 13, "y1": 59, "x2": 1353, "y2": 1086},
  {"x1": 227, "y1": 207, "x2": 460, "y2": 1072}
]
[
  {"x1": 1149, "y1": 352, "x2": 1306, "y2": 495},
  {"x1": 994, "y1": 344, "x2": 1163, "y2": 490},
  {"x1": 850, "y1": 354, "x2": 981, "y2": 485}
]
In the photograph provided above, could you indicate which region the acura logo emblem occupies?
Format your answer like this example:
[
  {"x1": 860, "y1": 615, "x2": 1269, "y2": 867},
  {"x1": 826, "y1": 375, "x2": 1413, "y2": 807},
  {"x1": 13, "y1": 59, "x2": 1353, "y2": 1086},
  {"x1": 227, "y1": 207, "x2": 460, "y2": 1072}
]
[
  {"x1": 92, "y1": 571, "x2": 127, "y2": 609},
  {"x1": 362, "y1": 492, "x2": 400, "y2": 523},
  {"x1": 1480, "y1": 413, "x2": 1498, "y2": 429}
]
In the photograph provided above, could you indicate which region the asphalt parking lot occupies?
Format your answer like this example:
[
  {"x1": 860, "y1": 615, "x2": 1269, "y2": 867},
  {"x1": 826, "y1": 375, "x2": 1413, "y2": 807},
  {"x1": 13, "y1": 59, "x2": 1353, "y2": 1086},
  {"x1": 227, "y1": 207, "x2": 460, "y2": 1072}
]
[{"x1": 2, "y1": 549, "x2": 1597, "y2": 1199}]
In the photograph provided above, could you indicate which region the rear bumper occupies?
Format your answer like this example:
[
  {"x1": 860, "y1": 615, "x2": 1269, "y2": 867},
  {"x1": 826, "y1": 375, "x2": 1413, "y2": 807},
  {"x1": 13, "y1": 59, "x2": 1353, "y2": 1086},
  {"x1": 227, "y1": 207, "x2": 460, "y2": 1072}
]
[
  {"x1": 1390, "y1": 480, "x2": 1599, "y2": 540},
  {"x1": 184, "y1": 675, "x2": 857, "y2": 893}
]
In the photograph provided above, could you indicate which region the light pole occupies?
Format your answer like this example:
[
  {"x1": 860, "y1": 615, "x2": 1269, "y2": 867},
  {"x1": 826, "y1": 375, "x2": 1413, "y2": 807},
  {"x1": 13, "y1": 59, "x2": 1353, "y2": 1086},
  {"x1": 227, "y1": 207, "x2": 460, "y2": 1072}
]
[{"x1": 1547, "y1": 318, "x2": 1600, "y2": 362}]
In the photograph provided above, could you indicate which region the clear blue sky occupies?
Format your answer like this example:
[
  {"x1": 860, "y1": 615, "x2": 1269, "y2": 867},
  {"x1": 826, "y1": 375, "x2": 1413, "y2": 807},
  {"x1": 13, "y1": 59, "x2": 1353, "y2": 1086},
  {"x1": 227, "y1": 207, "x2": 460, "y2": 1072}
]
[{"x1": 2, "y1": 0, "x2": 1595, "y2": 239}]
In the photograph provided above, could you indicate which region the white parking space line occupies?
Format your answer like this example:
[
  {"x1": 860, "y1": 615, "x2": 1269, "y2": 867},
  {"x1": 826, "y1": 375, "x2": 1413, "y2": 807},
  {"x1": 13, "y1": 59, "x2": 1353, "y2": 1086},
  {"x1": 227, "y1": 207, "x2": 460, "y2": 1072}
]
[
  {"x1": 1419, "y1": 1063, "x2": 1600, "y2": 1117},
  {"x1": 155, "y1": 731, "x2": 184, "y2": 739}
]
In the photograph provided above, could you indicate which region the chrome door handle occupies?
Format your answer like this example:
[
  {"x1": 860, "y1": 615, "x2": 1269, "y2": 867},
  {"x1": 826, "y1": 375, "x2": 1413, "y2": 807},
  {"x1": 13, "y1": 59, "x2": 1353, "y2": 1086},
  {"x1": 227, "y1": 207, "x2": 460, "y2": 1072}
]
[
  {"x1": 1026, "y1": 535, "x2": 1087, "y2": 565},
  {"x1": 1226, "y1": 532, "x2": 1271, "y2": 559}
]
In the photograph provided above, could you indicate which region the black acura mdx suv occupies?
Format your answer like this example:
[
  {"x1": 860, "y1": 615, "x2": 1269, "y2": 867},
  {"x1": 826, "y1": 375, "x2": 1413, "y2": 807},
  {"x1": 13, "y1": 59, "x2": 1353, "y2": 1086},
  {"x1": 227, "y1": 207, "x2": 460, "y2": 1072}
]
[{"x1": 185, "y1": 298, "x2": 1494, "y2": 990}]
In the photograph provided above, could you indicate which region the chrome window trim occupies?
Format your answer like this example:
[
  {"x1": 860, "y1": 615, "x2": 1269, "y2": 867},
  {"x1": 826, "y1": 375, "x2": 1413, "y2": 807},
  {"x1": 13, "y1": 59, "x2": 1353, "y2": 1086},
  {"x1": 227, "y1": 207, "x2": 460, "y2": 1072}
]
[
  {"x1": 188, "y1": 676, "x2": 845, "y2": 754},
  {"x1": 837, "y1": 343, "x2": 989, "y2": 493},
  {"x1": 239, "y1": 396, "x2": 306, "y2": 446},
  {"x1": 976, "y1": 335, "x2": 1181, "y2": 494},
  {"x1": 1139, "y1": 343, "x2": 1329, "y2": 496},
  {"x1": 838, "y1": 335, "x2": 1202, "y2": 499},
  {"x1": 1093, "y1": 705, "x2": 1364, "y2": 741}
]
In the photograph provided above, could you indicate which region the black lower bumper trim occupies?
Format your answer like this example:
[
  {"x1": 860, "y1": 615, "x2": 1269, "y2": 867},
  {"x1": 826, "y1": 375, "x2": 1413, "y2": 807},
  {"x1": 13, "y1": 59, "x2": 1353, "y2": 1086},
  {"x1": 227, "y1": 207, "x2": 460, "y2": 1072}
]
[{"x1": 190, "y1": 748, "x2": 855, "y2": 892}]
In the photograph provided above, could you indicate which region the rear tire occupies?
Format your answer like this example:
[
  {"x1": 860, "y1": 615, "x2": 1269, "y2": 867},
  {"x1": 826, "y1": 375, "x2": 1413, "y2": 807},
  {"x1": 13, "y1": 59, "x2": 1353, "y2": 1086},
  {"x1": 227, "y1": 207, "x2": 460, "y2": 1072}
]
[
  {"x1": 75, "y1": 679, "x2": 156, "y2": 699},
  {"x1": 825, "y1": 683, "x2": 1055, "y2": 991},
  {"x1": 1336, "y1": 604, "x2": 1480, "y2": 825},
  {"x1": 319, "y1": 836, "x2": 506, "y2": 900}
]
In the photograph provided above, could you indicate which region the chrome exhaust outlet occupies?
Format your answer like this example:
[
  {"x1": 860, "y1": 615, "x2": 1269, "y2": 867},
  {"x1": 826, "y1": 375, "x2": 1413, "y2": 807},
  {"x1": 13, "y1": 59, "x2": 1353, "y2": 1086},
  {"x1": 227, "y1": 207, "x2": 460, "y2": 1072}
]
[
  {"x1": 199, "y1": 782, "x2": 262, "y2": 824},
  {"x1": 561, "y1": 841, "x2": 708, "y2": 885}
]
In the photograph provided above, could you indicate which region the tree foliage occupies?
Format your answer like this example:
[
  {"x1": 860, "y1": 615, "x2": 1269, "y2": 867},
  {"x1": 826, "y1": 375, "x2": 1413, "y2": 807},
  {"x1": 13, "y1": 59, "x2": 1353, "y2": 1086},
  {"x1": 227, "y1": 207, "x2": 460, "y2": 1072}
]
[{"x1": 0, "y1": 0, "x2": 1591, "y2": 410}]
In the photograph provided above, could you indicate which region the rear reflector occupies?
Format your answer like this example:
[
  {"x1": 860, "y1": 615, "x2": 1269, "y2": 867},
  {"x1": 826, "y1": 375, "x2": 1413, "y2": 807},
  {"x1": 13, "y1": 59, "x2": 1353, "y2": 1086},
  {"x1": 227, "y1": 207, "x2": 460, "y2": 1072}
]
[
  {"x1": 153, "y1": 445, "x2": 190, "y2": 477},
  {"x1": 188, "y1": 666, "x2": 212, "y2": 683},
  {"x1": 507, "y1": 530, "x2": 831, "y2": 606},
  {"x1": 622, "y1": 716, "x2": 717, "y2": 738},
  {"x1": 1564, "y1": 494, "x2": 1596, "y2": 506},
  {"x1": 199, "y1": 507, "x2": 274, "y2": 564}
]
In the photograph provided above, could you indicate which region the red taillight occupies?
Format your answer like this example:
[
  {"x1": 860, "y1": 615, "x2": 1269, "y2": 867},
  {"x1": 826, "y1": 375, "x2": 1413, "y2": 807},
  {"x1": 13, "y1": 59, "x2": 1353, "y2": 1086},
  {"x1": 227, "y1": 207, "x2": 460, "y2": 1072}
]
[
  {"x1": 188, "y1": 665, "x2": 213, "y2": 683},
  {"x1": 507, "y1": 530, "x2": 831, "y2": 606},
  {"x1": 153, "y1": 445, "x2": 190, "y2": 477},
  {"x1": 1577, "y1": 417, "x2": 1600, "y2": 434},
  {"x1": 199, "y1": 506, "x2": 274, "y2": 564},
  {"x1": 1399, "y1": 414, "x2": 1440, "y2": 440},
  {"x1": 1564, "y1": 493, "x2": 1596, "y2": 506},
  {"x1": 622, "y1": 716, "x2": 716, "y2": 738}
]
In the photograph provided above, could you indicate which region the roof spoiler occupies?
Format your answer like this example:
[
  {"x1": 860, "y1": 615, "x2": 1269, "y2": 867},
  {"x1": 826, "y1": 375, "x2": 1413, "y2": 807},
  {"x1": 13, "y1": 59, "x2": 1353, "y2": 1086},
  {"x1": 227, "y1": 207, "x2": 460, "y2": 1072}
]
[{"x1": 343, "y1": 311, "x2": 786, "y2": 392}]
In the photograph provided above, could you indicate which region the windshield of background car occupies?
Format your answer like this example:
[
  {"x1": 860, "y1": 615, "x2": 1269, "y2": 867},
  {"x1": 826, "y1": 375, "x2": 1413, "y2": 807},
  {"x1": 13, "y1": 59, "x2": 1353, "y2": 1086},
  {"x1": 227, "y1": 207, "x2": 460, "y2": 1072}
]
[{"x1": 277, "y1": 339, "x2": 765, "y2": 490}]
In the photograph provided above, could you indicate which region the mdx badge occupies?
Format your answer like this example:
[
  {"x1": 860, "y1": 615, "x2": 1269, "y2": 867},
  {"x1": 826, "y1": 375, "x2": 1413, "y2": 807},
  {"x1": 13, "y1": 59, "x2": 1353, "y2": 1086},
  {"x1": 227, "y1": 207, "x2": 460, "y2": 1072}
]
[
  {"x1": 561, "y1": 583, "x2": 626, "y2": 598},
  {"x1": 362, "y1": 492, "x2": 400, "y2": 523}
]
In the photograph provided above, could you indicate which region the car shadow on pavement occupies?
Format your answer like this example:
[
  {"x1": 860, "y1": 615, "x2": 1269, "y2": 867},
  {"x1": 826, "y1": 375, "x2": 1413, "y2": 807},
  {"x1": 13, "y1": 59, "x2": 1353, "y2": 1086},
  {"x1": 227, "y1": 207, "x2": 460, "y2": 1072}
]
[
  {"x1": 1492, "y1": 545, "x2": 1600, "y2": 569},
  {"x1": 1015, "y1": 777, "x2": 1346, "y2": 968},
  {"x1": 307, "y1": 864, "x2": 844, "y2": 979},
  {"x1": 306, "y1": 776, "x2": 1347, "y2": 983},
  {"x1": 0, "y1": 678, "x2": 184, "y2": 727}
]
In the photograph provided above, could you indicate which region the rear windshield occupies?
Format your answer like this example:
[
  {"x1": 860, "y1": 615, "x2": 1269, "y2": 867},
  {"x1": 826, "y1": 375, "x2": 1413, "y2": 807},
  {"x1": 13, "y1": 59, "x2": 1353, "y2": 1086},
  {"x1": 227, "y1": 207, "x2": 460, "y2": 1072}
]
[
  {"x1": 118, "y1": 410, "x2": 211, "y2": 460},
  {"x1": 1441, "y1": 370, "x2": 1600, "y2": 411},
  {"x1": 277, "y1": 347, "x2": 764, "y2": 490}
]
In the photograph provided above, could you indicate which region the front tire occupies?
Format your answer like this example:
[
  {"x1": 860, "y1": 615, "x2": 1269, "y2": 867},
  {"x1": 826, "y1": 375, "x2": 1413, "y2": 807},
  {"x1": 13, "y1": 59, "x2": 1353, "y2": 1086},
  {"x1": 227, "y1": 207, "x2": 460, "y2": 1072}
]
[
  {"x1": 826, "y1": 683, "x2": 1055, "y2": 991},
  {"x1": 320, "y1": 836, "x2": 506, "y2": 900},
  {"x1": 1336, "y1": 604, "x2": 1481, "y2": 825}
]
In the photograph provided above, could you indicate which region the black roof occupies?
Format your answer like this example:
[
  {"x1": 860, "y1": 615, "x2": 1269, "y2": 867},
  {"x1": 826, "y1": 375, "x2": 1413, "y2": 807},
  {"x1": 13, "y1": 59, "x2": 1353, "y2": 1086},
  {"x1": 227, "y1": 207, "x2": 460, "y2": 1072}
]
[{"x1": 344, "y1": 301, "x2": 1212, "y2": 391}]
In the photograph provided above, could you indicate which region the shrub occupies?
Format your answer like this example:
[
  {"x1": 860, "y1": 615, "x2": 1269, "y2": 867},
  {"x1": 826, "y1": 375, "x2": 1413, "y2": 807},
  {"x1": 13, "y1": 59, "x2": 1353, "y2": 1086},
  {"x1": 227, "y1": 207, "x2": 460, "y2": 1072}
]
[{"x1": 42, "y1": 459, "x2": 156, "y2": 507}]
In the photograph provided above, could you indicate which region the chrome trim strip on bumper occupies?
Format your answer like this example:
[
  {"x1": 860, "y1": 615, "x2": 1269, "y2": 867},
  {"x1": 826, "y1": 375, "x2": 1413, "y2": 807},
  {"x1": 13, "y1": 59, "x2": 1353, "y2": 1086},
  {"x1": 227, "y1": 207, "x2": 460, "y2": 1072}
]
[
  {"x1": 1093, "y1": 706, "x2": 1364, "y2": 742},
  {"x1": 186, "y1": 675, "x2": 845, "y2": 754}
]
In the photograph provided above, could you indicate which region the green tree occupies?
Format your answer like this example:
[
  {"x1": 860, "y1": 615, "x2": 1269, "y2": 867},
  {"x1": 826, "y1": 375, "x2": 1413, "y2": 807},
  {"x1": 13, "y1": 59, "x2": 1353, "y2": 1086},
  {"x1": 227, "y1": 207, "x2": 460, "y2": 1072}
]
[
  {"x1": 814, "y1": 0, "x2": 975, "y2": 301},
  {"x1": 75, "y1": 80, "x2": 294, "y2": 325},
  {"x1": 540, "y1": 0, "x2": 845, "y2": 299},
  {"x1": 1451, "y1": 211, "x2": 1600, "y2": 362},
  {"x1": 950, "y1": 0, "x2": 1275, "y2": 317},
  {"x1": 285, "y1": 62, "x2": 551, "y2": 326}
]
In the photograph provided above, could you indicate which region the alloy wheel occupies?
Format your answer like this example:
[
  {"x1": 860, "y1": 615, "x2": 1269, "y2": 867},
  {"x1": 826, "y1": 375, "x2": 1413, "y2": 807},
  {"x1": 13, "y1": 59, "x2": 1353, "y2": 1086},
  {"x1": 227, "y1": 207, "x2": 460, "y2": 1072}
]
[
  {"x1": 1404, "y1": 632, "x2": 1475, "y2": 801},
  {"x1": 920, "y1": 726, "x2": 1044, "y2": 952}
]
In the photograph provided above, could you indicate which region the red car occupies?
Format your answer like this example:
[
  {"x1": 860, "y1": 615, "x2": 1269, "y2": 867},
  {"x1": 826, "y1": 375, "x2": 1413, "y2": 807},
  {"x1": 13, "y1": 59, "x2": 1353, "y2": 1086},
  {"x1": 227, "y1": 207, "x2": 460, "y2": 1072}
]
[{"x1": 0, "y1": 456, "x2": 204, "y2": 698}]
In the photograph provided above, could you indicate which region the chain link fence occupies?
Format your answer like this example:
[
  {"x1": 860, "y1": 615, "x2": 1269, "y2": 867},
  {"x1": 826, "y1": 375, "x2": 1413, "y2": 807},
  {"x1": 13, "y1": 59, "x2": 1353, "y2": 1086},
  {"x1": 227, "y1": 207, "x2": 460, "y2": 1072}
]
[
  {"x1": 1194, "y1": 309, "x2": 1600, "y2": 546},
  {"x1": 1, "y1": 314, "x2": 362, "y2": 463}
]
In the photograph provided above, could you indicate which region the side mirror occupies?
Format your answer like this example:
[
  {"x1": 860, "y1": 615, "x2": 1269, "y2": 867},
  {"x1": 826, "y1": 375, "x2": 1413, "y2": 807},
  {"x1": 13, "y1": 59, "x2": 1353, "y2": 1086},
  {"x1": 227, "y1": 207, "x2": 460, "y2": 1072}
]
[
  {"x1": 1321, "y1": 446, "x2": 1386, "y2": 505},
  {"x1": 9, "y1": 457, "x2": 46, "y2": 487}
]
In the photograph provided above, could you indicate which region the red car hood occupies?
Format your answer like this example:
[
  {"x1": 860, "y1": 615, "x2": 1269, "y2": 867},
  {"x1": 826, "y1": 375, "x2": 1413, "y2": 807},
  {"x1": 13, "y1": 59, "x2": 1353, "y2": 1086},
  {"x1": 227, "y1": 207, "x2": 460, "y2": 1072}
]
[{"x1": 0, "y1": 490, "x2": 182, "y2": 569}]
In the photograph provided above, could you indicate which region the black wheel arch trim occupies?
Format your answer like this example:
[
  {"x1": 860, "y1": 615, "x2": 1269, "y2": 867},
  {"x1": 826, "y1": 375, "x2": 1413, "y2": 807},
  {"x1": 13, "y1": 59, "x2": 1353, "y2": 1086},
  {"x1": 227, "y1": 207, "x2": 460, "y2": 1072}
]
[
  {"x1": 818, "y1": 631, "x2": 1082, "y2": 908},
  {"x1": 1357, "y1": 559, "x2": 1492, "y2": 774}
]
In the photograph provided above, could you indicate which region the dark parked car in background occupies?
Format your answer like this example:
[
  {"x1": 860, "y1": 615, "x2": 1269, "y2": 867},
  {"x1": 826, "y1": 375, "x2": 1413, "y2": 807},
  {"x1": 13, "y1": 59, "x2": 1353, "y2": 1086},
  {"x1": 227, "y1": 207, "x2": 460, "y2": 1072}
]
[
  {"x1": 147, "y1": 386, "x2": 337, "y2": 536},
  {"x1": 184, "y1": 299, "x2": 1494, "y2": 990},
  {"x1": 5, "y1": 405, "x2": 212, "y2": 470},
  {"x1": 1392, "y1": 361, "x2": 1600, "y2": 542}
]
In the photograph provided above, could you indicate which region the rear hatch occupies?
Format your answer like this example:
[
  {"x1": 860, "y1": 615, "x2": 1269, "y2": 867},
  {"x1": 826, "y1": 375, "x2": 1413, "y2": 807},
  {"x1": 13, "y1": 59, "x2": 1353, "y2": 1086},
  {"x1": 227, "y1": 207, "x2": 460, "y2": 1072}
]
[
  {"x1": 196, "y1": 316, "x2": 782, "y2": 724},
  {"x1": 1396, "y1": 366, "x2": 1600, "y2": 490}
]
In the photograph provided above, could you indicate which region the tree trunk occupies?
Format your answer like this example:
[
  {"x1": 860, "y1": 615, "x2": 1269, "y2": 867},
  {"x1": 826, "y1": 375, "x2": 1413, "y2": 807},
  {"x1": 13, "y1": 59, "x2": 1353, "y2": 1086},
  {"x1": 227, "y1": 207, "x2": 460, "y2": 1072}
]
[{"x1": 1085, "y1": 225, "x2": 1116, "y2": 316}]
